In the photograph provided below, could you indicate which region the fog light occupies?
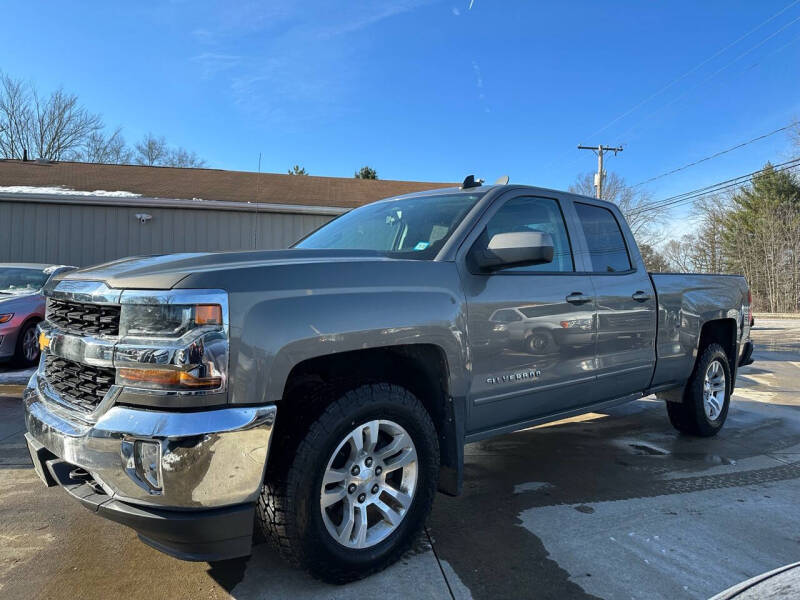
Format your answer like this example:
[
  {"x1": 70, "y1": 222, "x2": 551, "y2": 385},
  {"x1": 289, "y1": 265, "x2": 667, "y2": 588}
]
[{"x1": 134, "y1": 440, "x2": 162, "y2": 491}]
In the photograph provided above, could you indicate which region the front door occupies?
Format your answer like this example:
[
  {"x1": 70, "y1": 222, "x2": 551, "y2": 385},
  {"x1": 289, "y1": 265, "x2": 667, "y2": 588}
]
[{"x1": 460, "y1": 194, "x2": 597, "y2": 435}]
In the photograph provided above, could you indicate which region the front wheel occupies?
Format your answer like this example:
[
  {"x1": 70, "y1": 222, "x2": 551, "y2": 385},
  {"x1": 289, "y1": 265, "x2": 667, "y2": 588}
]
[
  {"x1": 667, "y1": 343, "x2": 731, "y2": 437},
  {"x1": 258, "y1": 383, "x2": 439, "y2": 582},
  {"x1": 15, "y1": 321, "x2": 40, "y2": 367}
]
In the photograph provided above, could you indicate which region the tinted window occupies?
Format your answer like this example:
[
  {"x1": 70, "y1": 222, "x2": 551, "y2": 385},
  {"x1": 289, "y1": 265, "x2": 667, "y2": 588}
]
[
  {"x1": 483, "y1": 196, "x2": 573, "y2": 272},
  {"x1": 575, "y1": 203, "x2": 632, "y2": 273}
]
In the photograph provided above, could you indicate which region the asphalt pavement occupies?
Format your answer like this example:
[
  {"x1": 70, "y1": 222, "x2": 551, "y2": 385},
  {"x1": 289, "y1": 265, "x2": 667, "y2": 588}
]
[{"x1": 1, "y1": 320, "x2": 798, "y2": 599}]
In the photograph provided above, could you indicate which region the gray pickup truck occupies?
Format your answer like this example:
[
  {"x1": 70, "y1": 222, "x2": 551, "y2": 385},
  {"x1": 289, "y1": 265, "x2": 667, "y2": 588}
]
[{"x1": 24, "y1": 180, "x2": 754, "y2": 582}]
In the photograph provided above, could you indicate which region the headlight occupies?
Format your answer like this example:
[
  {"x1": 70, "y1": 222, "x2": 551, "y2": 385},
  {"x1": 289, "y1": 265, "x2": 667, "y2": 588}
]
[
  {"x1": 119, "y1": 303, "x2": 222, "y2": 338},
  {"x1": 0, "y1": 313, "x2": 13, "y2": 324},
  {"x1": 114, "y1": 290, "x2": 229, "y2": 396}
]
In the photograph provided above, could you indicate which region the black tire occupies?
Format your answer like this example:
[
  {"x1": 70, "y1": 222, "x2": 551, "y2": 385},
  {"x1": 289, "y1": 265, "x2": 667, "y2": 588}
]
[
  {"x1": 526, "y1": 329, "x2": 555, "y2": 355},
  {"x1": 14, "y1": 320, "x2": 40, "y2": 368},
  {"x1": 667, "y1": 343, "x2": 731, "y2": 437},
  {"x1": 258, "y1": 383, "x2": 439, "y2": 583}
]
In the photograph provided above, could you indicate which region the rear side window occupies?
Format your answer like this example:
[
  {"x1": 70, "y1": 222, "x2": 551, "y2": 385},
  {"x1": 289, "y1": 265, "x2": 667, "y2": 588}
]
[{"x1": 574, "y1": 203, "x2": 631, "y2": 273}]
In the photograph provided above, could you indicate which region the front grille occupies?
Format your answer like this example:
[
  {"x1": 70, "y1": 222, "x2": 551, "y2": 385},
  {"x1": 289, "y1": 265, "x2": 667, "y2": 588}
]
[
  {"x1": 44, "y1": 354, "x2": 115, "y2": 412},
  {"x1": 46, "y1": 298, "x2": 121, "y2": 336}
]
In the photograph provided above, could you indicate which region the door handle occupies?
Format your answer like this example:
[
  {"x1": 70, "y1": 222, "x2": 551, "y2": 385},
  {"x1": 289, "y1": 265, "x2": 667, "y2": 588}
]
[
  {"x1": 566, "y1": 292, "x2": 592, "y2": 305},
  {"x1": 632, "y1": 290, "x2": 651, "y2": 302}
]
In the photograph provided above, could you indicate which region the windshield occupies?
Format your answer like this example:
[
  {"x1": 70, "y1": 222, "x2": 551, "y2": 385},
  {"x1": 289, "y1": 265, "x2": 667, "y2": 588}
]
[
  {"x1": 295, "y1": 193, "x2": 482, "y2": 258},
  {"x1": 0, "y1": 267, "x2": 50, "y2": 295}
]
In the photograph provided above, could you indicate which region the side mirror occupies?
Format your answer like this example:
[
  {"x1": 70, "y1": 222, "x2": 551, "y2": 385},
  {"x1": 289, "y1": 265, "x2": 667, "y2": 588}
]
[{"x1": 473, "y1": 231, "x2": 554, "y2": 271}]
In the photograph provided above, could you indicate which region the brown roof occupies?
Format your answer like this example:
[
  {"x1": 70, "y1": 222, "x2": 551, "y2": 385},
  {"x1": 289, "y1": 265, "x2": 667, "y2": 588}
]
[{"x1": 0, "y1": 160, "x2": 455, "y2": 209}]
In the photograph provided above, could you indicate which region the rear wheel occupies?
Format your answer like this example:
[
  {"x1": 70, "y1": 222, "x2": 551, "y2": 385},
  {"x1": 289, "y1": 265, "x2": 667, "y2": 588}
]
[
  {"x1": 14, "y1": 321, "x2": 40, "y2": 367},
  {"x1": 667, "y1": 343, "x2": 731, "y2": 437},
  {"x1": 258, "y1": 383, "x2": 439, "y2": 582}
]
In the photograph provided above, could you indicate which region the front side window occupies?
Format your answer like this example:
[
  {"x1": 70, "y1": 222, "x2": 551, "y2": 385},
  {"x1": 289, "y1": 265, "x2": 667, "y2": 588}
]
[
  {"x1": 574, "y1": 203, "x2": 632, "y2": 273},
  {"x1": 295, "y1": 193, "x2": 483, "y2": 259},
  {"x1": 482, "y1": 196, "x2": 574, "y2": 272}
]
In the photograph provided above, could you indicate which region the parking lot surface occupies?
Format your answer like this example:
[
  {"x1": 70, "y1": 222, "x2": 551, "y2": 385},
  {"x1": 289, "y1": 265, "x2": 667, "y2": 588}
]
[{"x1": 1, "y1": 320, "x2": 798, "y2": 599}]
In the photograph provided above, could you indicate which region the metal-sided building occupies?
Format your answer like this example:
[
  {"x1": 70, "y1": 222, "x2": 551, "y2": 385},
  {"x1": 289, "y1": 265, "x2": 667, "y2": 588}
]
[{"x1": 0, "y1": 160, "x2": 451, "y2": 266}]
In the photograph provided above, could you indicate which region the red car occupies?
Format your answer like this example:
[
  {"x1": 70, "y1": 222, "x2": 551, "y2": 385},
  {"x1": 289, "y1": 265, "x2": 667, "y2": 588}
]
[{"x1": 0, "y1": 264, "x2": 76, "y2": 366}]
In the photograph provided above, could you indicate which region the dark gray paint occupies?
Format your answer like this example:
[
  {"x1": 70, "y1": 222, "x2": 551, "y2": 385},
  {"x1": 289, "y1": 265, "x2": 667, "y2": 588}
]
[{"x1": 52, "y1": 184, "x2": 751, "y2": 465}]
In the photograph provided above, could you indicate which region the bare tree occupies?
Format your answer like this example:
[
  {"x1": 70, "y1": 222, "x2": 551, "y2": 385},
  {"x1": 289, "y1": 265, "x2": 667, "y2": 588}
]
[
  {"x1": 663, "y1": 235, "x2": 698, "y2": 272},
  {"x1": 134, "y1": 133, "x2": 205, "y2": 168},
  {"x1": 82, "y1": 128, "x2": 132, "y2": 164},
  {"x1": 134, "y1": 133, "x2": 169, "y2": 166},
  {"x1": 0, "y1": 73, "x2": 33, "y2": 159},
  {"x1": 30, "y1": 87, "x2": 103, "y2": 160},
  {"x1": 1, "y1": 73, "x2": 108, "y2": 161},
  {"x1": 165, "y1": 147, "x2": 206, "y2": 168}
]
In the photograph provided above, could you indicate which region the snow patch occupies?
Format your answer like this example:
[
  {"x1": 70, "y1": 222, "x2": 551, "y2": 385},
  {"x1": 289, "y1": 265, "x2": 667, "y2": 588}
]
[
  {"x1": 513, "y1": 481, "x2": 553, "y2": 494},
  {"x1": 0, "y1": 185, "x2": 141, "y2": 198}
]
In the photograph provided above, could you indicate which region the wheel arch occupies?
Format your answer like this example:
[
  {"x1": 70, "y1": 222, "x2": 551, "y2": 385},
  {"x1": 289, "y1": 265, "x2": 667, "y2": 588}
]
[
  {"x1": 271, "y1": 344, "x2": 465, "y2": 496},
  {"x1": 696, "y1": 318, "x2": 737, "y2": 386}
]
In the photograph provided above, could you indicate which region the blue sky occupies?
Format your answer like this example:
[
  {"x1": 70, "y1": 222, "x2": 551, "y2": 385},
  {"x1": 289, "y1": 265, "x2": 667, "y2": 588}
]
[{"x1": 3, "y1": 1, "x2": 800, "y2": 232}]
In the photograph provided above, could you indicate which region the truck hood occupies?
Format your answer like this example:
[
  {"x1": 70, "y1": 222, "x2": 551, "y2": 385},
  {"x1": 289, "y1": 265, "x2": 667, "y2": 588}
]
[{"x1": 57, "y1": 249, "x2": 393, "y2": 289}]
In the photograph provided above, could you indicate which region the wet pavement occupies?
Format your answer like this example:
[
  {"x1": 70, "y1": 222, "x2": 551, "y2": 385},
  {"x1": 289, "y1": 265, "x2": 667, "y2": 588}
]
[{"x1": 1, "y1": 320, "x2": 799, "y2": 599}]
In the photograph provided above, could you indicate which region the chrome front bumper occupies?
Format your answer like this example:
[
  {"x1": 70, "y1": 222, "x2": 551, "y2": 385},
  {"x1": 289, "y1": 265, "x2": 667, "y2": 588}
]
[{"x1": 24, "y1": 373, "x2": 277, "y2": 509}]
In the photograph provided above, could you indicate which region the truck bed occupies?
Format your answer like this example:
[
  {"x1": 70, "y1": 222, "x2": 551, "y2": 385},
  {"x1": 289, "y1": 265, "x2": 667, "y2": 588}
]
[{"x1": 648, "y1": 272, "x2": 750, "y2": 393}]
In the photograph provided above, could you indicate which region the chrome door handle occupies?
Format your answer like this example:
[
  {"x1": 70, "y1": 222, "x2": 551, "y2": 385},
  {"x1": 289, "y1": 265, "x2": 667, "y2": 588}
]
[
  {"x1": 566, "y1": 292, "x2": 592, "y2": 305},
  {"x1": 632, "y1": 290, "x2": 651, "y2": 302}
]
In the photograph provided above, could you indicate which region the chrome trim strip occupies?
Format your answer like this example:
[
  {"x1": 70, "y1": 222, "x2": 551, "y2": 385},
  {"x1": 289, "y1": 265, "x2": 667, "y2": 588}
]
[
  {"x1": 50, "y1": 280, "x2": 121, "y2": 304},
  {"x1": 39, "y1": 321, "x2": 115, "y2": 367}
]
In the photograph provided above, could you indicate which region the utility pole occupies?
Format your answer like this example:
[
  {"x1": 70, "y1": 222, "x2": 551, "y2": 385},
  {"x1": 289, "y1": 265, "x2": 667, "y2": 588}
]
[{"x1": 577, "y1": 144, "x2": 623, "y2": 199}]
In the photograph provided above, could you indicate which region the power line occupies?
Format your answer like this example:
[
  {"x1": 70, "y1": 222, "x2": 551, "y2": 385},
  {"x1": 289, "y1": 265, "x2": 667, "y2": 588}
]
[
  {"x1": 582, "y1": 0, "x2": 800, "y2": 141},
  {"x1": 630, "y1": 157, "x2": 800, "y2": 215},
  {"x1": 637, "y1": 158, "x2": 800, "y2": 213},
  {"x1": 632, "y1": 122, "x2": 799, "y2": 187},
  {"x1": 615, "y1": 12, "x2": 800, "y2": 144},
  {"x1": 541, "y1": 0, "x2": 800, "y2": 175}
]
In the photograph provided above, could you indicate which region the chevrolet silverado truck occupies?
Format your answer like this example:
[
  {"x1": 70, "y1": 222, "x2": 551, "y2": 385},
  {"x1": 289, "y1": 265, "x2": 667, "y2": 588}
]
[{"x1": 24, "y1": 180, "x2": 754, "y2": 582}]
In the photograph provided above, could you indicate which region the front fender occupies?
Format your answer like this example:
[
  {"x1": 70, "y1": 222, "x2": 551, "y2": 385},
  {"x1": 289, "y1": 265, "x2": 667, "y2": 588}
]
[{"x1": 188, "y1": 260, "x2": 469, "y2": 406}]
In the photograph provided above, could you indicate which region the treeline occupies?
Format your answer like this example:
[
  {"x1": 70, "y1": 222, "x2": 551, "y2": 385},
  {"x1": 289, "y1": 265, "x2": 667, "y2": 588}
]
[
  {"x1": 572, "y1": 157, "x2": 800, "y2": 313},
  {"x1": 0, "y1": 73, "x2": 204, "y2": 167},
  {"x1": 659, "y1": 165, "x2": 800, "y2": 313}
]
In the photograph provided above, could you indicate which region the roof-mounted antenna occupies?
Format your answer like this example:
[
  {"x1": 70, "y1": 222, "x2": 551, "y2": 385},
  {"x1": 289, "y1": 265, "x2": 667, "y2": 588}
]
[
  {"x1": 494, "y1": 175, "x2": 509, "y2": 185},
  {"x1": 461, "y1": 174, "x2": 484, "y2": 189}
]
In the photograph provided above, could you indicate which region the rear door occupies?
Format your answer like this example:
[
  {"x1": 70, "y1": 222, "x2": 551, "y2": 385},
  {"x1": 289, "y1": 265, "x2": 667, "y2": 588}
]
[
  {"x1": 459, "y1": 191, "x2": 598, "y2": 434},
  {"x1": 572, "y1": 201, "x2": 657, "y2": 399}
]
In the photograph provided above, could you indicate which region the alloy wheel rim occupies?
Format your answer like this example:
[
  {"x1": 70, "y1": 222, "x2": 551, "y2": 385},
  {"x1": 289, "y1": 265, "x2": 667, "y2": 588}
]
[
  {"x1": 23, "y1": 327, "x2": 39, "y2": 362},
  {"x1": 703, "y1": 360, "x2": 726, "y2": 421},
  {"x1": 320, "y1": 419, "x2": 418, "y2": 549}
]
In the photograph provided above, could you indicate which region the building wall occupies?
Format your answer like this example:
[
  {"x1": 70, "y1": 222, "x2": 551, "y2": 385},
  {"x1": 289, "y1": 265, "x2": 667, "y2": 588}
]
[{"x1": 0, "y1": 198, "x2": 334, "y2": 266}]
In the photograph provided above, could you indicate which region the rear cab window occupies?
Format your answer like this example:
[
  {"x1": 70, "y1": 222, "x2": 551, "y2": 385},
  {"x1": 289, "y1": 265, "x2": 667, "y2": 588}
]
[{"x1": 574, "y1": 202, "x2": 632, "y2": 273}]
